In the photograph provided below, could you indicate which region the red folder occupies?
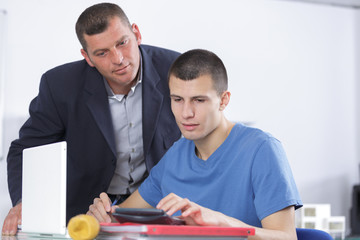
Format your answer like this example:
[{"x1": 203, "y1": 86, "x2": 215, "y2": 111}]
[{"x1": 100, "y1": 222, "x2": 255, "y2": 237}]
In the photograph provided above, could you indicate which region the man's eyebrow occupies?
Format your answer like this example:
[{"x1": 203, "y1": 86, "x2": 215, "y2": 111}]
[
  {"x1": 91, "y1": 36, "x2": 129, "y2": 55},
  {"x1": 170, "y1": 94, "x2": 209, "y2": 99},
  {"x1": 191, "y1": 95, "x2": 209, "y2": 99},
  {"x1": 92, "y1": 48, "x2": 108, "y2": 55}
]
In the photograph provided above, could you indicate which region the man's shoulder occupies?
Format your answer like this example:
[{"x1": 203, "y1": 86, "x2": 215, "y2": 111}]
[
  {"x1": 40, "y1": 59, "x2": 101, "y2": 91},
  {"x1": 232, "y1": 123, "x2": 276, "y2": 145},
  {"x1": 45, "y1": 59, "x2": 89, "y2": 76},
  {"x1": 43, "y1": 59, "x2": 100, "y2": 85},
  {"x1": 140, "y1": 44, "x2": 180, "y2": 61},
  {"x1": 166, "y1": 137, "x2": 191, "y2": 153}
]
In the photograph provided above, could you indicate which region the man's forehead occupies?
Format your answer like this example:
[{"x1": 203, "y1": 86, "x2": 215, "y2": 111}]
[
  {"x1": 169, "y1": 75, "x2": 218, "y2": 96},
  {"x1": 169, "y1": 75, "x2": 214, "y2": 88}
]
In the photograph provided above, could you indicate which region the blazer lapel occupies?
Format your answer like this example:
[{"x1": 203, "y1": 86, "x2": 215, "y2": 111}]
[
  {"x1": 82, "y1": 48, "x2": 166, "y2": 160},
  {"x1": 84, "y1": 66, "x2": 117, "y2": 157},
  {"x1": 141, "y1": 49, "x2": 164, "y2": 157}
]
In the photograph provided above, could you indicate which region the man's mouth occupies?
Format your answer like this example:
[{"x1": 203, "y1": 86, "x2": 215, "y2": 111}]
[
  {"x1": 113, "y1": 64, "x2": 129, "y2": 74},
  {"x1": 182, "y1": 123, "x2": 199, "y2": 131}
]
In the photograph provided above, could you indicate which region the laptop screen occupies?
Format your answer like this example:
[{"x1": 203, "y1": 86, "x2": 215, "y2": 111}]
[{"x1": 21, "y1": 141, "x2": 67, "y2": 235}]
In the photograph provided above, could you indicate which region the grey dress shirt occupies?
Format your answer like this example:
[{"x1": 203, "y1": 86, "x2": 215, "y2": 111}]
[{"x1": 104, "y1": 58, "x2": 146, "y2": 195}]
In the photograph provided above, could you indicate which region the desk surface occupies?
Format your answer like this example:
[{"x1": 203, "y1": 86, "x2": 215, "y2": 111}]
[
  {"x1": 9, "y1": 224, "x2": 252, "y2": 239},
  {"x1": 4, "y1": 233, "x2": 248, "y2": 240}
]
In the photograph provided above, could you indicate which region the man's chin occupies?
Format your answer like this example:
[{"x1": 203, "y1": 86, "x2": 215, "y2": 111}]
[{"x1": 181, "y1": 132, "x2": 200, "y2": 141}]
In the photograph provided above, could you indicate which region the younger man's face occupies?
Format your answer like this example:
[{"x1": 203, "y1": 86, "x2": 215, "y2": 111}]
[{"x1": 169, "y1": 74, "x2": 225, "y2": 143}]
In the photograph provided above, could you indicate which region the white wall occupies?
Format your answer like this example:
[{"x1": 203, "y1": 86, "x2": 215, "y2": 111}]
[
  {"x1": 0, "y1": 10, "x2": 6, "y2": 161},
  {"x1": 0, "y1": 0, "x2": 359, "y2": 235}
]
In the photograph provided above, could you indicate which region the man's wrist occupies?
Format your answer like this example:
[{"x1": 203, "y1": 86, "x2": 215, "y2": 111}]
[
  {"x1": 218, "y1": 212, "x2": 244, "y2": 227},
  {"x1": 15, "y1": 199, "x2": 22, "y2": 206}
]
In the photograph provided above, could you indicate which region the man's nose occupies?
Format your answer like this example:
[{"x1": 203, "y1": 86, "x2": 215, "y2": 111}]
[
  {"x1": 182, "y1": 101, "x2": 195, "y2": 119},
  {"x1": 110, "y1": 49, "x2": 123, "y2": 64}
]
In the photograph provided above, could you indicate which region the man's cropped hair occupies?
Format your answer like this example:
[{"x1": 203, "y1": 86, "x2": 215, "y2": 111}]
[
  {"x1": 76, "y1": 3, "x2": 131, "y2": 51},
  {"x1": 169, "y1": 49, "x2": 228, "y2": 95}
]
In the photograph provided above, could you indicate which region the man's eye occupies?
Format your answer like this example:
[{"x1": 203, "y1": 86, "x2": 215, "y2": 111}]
[
  {"x1": 96, "y1": 52, "x2": 106, "y2": 57},
  {"x1": 172, "y1": 98, "x2": 182, "y2": 102},
  {"x1": 195, "y1": 99, "x2": 205, "y2": 103},
  {"x1": 118, "y1": 39, "x2": 128, "y2": 46}
]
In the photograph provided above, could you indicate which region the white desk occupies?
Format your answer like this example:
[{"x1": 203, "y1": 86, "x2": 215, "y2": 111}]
[{"x1": 9, "y1": 232, "x2": 249, "y2": 240}]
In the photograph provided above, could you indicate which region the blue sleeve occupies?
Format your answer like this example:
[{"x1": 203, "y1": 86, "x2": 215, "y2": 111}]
[
  {"x1": 252, "y1": 137, "x2": 302, "y2": 221},
  {"x1": 138, "y1": 155, "x2": 167, "y2": 207}
]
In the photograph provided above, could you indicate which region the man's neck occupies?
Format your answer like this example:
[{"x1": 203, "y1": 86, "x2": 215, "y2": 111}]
[
  {"x1": 109, "y1": 78, "x2": 138, "y2": 95},
  {"x1": 194, "y1": 118, "x2": 235, "y2": 161}
]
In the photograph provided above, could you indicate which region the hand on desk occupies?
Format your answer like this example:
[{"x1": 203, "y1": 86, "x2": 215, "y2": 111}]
[
  {"x1": 157, "y1": 194, "x2": 298, "y2": 240},
  {"x1": 2, "y1": 202, "x2": 22, "y2": 236},
  {"x1": 87, "y1": 192, "x2": 118, "y2": 223},
  {"x1": 157, "y1": 193, "x2": 231, "y2": 227},
  {"x1": 87, "y1": 191, "x2": 234, "y2": 227}
]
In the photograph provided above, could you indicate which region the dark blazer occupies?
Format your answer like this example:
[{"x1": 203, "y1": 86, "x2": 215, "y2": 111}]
[{"x1": 7, "y1": 45, "x2": 181, "y2": 222}]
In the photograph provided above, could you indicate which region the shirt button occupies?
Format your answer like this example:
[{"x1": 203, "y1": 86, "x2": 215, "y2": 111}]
[
  {"x1": 129, "y1": 123, "x2": 133, "y2": 127},
  {"x1": 132, "y1": 148, "x2": 135, "y2": 153}
]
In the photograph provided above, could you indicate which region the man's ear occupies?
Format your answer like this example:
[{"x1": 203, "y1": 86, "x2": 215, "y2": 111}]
[
  {"x1": 81, "y1": 49, "x2": 95, "y2": 67},
  {"x1": 132, "y1": 23, "x2": 142, "y2": 46},
  {"x1": 219, "y1": 91, "x2": 231, "y2": 111}
]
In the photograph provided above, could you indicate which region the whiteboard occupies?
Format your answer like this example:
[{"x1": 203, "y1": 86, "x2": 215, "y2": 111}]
[{"x1": 0, "y1": 9, "x2": 6, "y2": 160}]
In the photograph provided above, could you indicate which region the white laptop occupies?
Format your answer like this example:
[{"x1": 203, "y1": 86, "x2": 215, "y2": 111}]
[{"x1": 20, "y1": 141, "x2": 69, "y2": 238}]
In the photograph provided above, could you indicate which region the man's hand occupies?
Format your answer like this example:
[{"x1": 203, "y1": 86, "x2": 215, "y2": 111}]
[
  {"x1": 86, "y1": 192, "x2": 117, "y2": 223},
  {"x1": 156, "y1": 193, "x2": 227, "y2": 226},
  {"x1": 157, "y1": 193, "x2": 297, "y2": 240},
  {"x1": 2, "y1": 203, "x2": 22, "y2": 236}
]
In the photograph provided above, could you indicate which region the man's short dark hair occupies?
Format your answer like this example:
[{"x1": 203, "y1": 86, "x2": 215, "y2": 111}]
[
  {"x1": 75, "y1": 3, "x2": 131, "y2": 52},
  {"x1": 169, "y1": 49, "x2": 228, "y2": 95}
]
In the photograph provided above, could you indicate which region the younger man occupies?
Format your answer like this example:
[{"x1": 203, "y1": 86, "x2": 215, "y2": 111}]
[{"x1": 88, "y1": 49, "x2": 302, "y2": 240}]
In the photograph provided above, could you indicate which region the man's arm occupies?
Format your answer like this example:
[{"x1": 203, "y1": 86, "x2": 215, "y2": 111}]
[
  {"x1": 157, "y1": 193, "x2": 297, "y2": 240},
  {"x1": 87, "y1": 190, "x2": 153, "y2": 223},
  {"x1": 3, "y1": 73, "x2": 66, "y2": 236},
  {"x1": 2, "y1": 203, "x2": 22, "y2": 236},
  {"x1": 252, "y1": 206, "x2": 297, "y2": 240}
]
